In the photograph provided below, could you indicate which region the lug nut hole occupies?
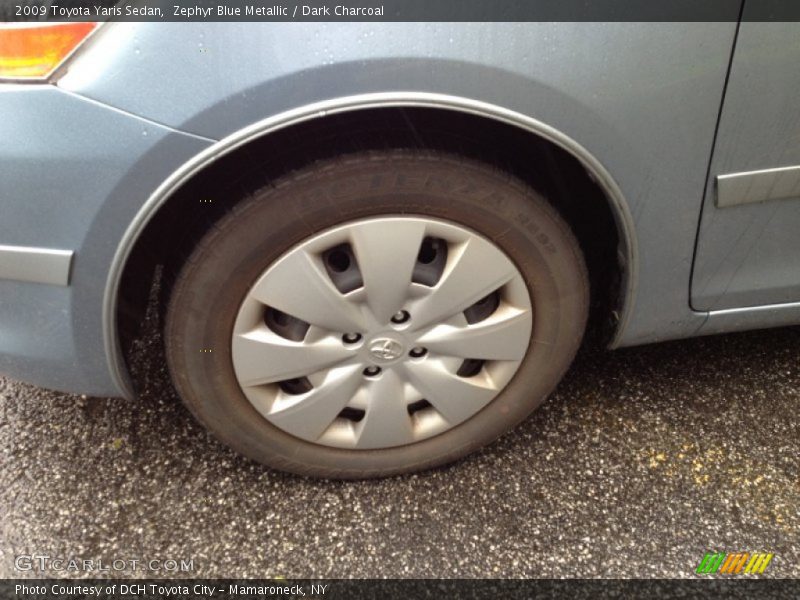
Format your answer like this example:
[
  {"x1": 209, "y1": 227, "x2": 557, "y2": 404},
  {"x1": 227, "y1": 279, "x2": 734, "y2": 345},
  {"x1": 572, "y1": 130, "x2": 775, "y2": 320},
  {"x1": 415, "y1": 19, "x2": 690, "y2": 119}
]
[
  {"x1": 390, "y1": 310, "x2": 410, "y2": 325},
  {"x1": 342, "y1": 333, "x2": 362, "y2": 344},
  {"x1": 363, "y1": 366, "x2": 382, "y2": 378},
  {"x1": 409, "y1": 347, "x2": 428, "y2": 358}
]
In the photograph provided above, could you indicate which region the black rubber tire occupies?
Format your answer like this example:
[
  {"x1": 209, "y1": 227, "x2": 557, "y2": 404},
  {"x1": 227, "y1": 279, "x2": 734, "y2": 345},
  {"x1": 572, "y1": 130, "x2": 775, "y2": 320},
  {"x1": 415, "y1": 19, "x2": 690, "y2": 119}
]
[{"x1": 165, "y1": 150, "x2": 589, "y2": 479}]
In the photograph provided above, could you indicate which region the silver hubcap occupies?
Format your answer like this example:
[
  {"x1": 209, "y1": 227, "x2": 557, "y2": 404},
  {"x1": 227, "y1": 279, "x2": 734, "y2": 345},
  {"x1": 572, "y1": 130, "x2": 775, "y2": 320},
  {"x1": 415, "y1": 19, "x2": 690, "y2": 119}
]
[{"x1": 231, "y1": 216, "x2": 533, "y2": 449}]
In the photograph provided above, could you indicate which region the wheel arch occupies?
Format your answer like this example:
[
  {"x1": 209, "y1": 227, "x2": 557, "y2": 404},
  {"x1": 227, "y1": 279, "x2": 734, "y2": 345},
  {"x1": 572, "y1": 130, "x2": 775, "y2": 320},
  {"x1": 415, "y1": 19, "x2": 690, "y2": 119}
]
[{"x1": 105, "y1": 92, "x2": 637, "y2": 398}]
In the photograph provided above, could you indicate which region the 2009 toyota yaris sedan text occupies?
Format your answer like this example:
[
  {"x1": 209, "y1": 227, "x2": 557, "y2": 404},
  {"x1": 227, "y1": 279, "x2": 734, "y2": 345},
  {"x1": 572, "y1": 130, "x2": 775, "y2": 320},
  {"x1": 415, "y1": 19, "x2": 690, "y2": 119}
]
[{"x1": 1, "y1": 18, "x2": 798, "y2": 477}]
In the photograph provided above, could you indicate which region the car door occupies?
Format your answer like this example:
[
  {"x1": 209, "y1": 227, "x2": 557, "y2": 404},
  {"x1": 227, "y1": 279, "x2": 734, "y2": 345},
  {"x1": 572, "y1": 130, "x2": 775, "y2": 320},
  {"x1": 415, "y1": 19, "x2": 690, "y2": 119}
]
[{"x1": 692, "y1": 16, "x2": 800, "y2": 312}]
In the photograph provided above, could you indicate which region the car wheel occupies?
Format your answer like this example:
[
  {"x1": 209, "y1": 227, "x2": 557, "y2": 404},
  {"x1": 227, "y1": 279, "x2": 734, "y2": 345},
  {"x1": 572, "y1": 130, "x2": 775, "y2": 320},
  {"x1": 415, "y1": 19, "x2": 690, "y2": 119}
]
[{"x1": 165, "y1": 150, "x2": 589, "y2": 478}]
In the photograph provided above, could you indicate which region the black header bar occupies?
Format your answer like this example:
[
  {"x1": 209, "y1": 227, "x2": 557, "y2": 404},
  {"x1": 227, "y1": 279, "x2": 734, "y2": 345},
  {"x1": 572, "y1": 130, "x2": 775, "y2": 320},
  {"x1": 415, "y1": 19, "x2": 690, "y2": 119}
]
[{"x1": 3, "y1": 0, "x2": 800, "y2": 23}]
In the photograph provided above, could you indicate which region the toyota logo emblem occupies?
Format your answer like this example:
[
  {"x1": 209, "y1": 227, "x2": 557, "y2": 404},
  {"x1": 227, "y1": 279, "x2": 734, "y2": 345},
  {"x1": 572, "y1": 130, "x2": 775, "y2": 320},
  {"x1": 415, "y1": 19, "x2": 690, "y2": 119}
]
[{"x1": 368, "y1": 338, "x2": 404, "y2": 362}]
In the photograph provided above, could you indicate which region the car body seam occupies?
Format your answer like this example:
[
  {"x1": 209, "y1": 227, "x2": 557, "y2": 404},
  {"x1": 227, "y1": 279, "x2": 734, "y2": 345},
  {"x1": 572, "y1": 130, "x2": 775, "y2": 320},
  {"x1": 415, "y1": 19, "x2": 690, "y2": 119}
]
[{"x1": 55, "y1": 85, "x2": 219, "y2": 143}]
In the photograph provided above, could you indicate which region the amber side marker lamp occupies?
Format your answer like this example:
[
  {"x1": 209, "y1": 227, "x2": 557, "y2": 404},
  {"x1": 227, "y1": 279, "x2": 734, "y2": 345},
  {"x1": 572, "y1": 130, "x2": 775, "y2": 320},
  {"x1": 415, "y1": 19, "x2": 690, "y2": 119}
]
[{"x1": 0, "y1": 22, "x2": 98, "y2": 80}]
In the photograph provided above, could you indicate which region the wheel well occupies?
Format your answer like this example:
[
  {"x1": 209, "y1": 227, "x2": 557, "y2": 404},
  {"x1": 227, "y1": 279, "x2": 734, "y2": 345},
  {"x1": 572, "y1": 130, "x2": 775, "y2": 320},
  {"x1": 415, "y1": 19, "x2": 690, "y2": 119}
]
[{"x1": 118, "y1": 107, "x2": 623, "y2": 382}]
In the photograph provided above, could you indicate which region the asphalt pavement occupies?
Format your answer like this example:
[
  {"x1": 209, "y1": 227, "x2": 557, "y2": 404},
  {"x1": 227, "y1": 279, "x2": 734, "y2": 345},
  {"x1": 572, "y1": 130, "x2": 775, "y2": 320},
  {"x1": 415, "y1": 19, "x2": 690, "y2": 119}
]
[{"x1": 1, "y1": 317, "x2": 798, "y2": 578}]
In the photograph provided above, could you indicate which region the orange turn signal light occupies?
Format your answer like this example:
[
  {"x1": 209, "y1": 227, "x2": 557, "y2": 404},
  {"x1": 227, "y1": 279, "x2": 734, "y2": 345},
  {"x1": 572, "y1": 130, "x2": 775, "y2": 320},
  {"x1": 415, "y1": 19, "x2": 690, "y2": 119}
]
[{"x1": 0, "y1": 22, "x2": 97, "y2": 79}]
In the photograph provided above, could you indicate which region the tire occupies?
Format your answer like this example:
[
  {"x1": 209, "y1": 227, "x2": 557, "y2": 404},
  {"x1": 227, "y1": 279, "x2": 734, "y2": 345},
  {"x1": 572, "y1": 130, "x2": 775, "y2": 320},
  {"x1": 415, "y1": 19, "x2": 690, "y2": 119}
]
[{"x1": 165, "y1": 150, "x2": 589, "y2": 478}]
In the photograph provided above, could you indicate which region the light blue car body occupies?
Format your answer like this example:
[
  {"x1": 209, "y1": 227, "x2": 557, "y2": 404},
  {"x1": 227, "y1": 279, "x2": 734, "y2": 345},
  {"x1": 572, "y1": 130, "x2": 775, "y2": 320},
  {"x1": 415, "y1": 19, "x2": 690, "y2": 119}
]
[{"x1": 1, "y1": 21, "x2": 799, "y2": 398}]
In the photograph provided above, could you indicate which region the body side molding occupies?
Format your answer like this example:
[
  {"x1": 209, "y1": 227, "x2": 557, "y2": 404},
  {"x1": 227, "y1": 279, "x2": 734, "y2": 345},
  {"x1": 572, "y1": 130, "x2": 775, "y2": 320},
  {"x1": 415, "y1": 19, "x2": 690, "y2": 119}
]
[
  {"x1": 0, "y1": 245, "x2": 73, "y2": 286},
  {"x1": 700, "y1": 299, "x2": 800, "y2": 336},
  {"x1": 717, "y1": 165, "x2": 800, "y2": 208}
]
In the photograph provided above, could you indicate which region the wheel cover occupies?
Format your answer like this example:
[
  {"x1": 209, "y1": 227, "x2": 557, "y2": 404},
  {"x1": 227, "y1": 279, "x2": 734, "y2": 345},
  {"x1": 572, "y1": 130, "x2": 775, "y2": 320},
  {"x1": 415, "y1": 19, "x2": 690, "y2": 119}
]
[{"x1": 231, "y1": 216, "x2": 533, "y2": 450}]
